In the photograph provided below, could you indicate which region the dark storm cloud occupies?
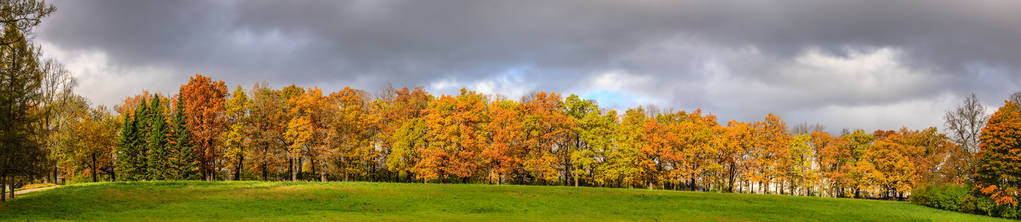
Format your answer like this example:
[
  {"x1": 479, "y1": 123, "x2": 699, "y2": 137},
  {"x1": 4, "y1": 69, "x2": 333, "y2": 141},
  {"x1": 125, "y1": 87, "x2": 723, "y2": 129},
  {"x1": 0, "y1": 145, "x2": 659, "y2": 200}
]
[{"x1": 35, "y1": 0, "x2": 1021, "y2": 131}]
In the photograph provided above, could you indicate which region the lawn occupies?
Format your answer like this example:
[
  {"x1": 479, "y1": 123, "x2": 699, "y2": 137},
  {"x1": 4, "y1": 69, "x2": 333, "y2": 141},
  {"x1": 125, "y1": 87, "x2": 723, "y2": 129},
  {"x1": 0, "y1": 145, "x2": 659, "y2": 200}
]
[{"x1": 0, "y1": 181, "x2": 1008, "y2": 221}]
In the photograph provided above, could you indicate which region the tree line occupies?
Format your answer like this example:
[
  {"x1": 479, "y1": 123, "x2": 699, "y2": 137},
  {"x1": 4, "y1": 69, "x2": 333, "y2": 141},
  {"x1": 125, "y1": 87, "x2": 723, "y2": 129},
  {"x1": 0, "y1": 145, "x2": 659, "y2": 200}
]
[{"x1": 35, "y1": 73, "x2": 1016, "y2": 202}]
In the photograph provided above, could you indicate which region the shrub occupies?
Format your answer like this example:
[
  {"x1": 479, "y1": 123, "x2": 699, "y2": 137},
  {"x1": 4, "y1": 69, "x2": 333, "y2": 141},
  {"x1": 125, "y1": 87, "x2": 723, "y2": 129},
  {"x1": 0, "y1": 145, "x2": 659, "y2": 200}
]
[
  {"x1": 910, "y1": 184, "x2": 969, "y2": 211},
  {"x1": 961, "y1": 191, "x2": 1021, "y2": 219}
]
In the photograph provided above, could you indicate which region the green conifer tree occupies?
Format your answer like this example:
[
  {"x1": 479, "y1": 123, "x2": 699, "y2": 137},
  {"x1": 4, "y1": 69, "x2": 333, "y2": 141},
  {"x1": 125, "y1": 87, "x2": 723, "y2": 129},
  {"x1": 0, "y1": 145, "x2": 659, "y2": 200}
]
[
  {"x1": 127, "y1": 98, "x2": 150, "y2": 180},
  {"x1": 116, "y1": 112, "x2": 136, "y2": 181},
  {"x1": 171, "y1": 95, "x2": 198, "y2": 179},
  {"x1": 146, "y1": 95, "x2": 172, "y2": 180}
]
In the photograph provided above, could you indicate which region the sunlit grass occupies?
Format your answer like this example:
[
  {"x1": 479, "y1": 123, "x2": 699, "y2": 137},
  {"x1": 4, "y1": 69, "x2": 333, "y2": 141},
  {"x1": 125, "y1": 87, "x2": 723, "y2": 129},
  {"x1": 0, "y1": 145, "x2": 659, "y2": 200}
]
[
  {"x1": 11, "y1": 183, "x2": 58, "y2": 192},
  {"x1": 0, "y1": 181, "x2": 1006, "y2": 221}
]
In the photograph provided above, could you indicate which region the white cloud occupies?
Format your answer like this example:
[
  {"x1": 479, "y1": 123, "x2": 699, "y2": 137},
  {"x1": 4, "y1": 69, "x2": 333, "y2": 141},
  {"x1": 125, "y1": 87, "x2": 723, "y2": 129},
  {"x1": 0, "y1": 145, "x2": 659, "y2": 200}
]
[
  {"x1": 39, "y1": 41, "x2": 181, "y2": 108},
  {"x1": 427, "y1": 68, "x2": 537, "y2": 100}
]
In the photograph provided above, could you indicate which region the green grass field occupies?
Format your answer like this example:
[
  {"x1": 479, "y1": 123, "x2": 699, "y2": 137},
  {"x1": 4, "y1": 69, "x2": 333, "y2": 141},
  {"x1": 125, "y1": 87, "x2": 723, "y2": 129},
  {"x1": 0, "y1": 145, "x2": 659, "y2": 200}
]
[{"x1": 0, "y1": 181, "x2": 1008, "y2": 221}]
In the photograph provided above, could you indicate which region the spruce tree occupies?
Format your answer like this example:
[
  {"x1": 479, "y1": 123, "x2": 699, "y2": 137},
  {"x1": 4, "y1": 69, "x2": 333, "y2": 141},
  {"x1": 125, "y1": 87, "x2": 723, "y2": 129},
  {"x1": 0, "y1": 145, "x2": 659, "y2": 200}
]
[
  {"x1": 128, "y1": 98, "x2": 150, "y2": 180},
  {"x1": 146, "y1": 95, "x2": 172, "y2": 180},
  {"x1": 115, "y1": 112, "x2": 136, "y2": 181},
  {"x1": 171, "y1": 95, "x2": 198, "y2": 179}
]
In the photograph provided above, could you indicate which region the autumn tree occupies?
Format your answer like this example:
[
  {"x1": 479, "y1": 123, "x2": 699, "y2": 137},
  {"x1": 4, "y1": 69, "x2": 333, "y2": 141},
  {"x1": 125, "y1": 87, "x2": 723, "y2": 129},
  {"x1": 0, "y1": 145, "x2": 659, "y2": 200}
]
[
  {"x1": 485, "y1": 99, "x2": 524, "y2": 184},
  {"x1": 330, "y1": 87, "x2": 377, "y2": 181},
  {"x1": 281, "y1": 84, "x2": 306, "y2": 180},
  {"x1": 603, "y1": 107, "x2": 649, "y2": 188},
  {"x1": 752, "y1": 113, "x2": 792, "y2": 194},
  {"x1": 56, "y1": 96, "x2": 117, "y2": 182},
  {"x1": 722, "y1": 120, "x2": 754, "y2": 192},
  {"x1": 810, "y1": 131, "x2": 842, "y2": 197},
  {"x1": 975, "y1": 100, "x2": 1021, "y2": 206},
  {"x1": 844, "y1": 129, "x2": 874, "y2": 198},
  {"x1": 564, "y1": 95, "x2": 598, "y2": 186},
  {"x1": 376, "y1": 87, "x2": 433, "y2": 181},
  {"x1": 520, "y1": 92, "x2": 571, "y2": 184},
  {"x1": 579, "y1": 109, "x2": 617, "y2": 187},
  {"x1": 246, "y1": 82, "x2": 286, "y2": 180},
  {"x1": 180, "y1": 74, "x2": 228, "y2": 180},
  {"x1": 388, "y1": 118, "x2": 427, "y2": 181},
  {"x1": 419, "y1": 89, "x2": 488, "y2": 183},
  {"x1": 222, "y1": 85, "x2": 249, "y2": 180},
  {"x1": 786, "y1": 134, "x2": 817, "y2": 195},
  {"x1": 38, "y1": 60, "x2": 76, "y2": 184}
]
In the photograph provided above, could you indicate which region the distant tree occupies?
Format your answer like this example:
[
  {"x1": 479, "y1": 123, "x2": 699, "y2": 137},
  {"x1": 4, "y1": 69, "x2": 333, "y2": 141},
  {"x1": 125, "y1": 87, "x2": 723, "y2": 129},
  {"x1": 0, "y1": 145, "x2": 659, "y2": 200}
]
[
  {"x1": 330, "y1": 87, "x2": 376, "y2": 182},
  {"x1": 564, "y1": 95, "x2": 597, "y2": 186},
  {"x1": 753, "y1": 113, "x2": 791, "y2": 194},
  {"x1": 520, "y1": 92, "x2": 571, "y2": 184},
  {"x1": 1011, "y1": 91, "x2": 1021, "y2": 106},
  {"x1": 117, "y1": 97, "x2": 148, "y2": 181},
  {"x1": 419, "y1": 89, "x2": 488, "y2": 183},
  {"x1": 866, "y1": 133, "x2": 915, "y2": 199},
  {"x1": 222, "y1": 85, "x2": 249, "y2": 180},
  {"x1": 583, "y1": 110, "x2": 617, "y2": 187},
  {"x1": 180, "y1": 74, "x2": 228, "y2": 180},
  {"x1": 485, "y1": 99, "x2": 524, "y2": 184},
  {"x1": 388, "y1": 118, "x2": 427, "y2": 182},
  {"x1": 55, "y1": 96, "x2": 116, "y2": 183},
  {"x1": 376, "y1": 87, "x2": 432, "y2": 182},
  {"x1": 787, "y1": 134, "x2": 817, "y2": 196},
  {"x1": 843, "y1": 129, "x2": 874, "y2": 198},
  {"x1": 146, "y1": 95, "x2": 172, "y2": 180},
  {"x1": 169, "y1": 94, "x2": 198, "y2": 180},
  {"x1": 246, "y1": 83, "x2": 285, "y2": 181},
  {"x1": 944, "y1": 93, "x2": 987, "y2": 181},
  {"x1": 38, "y1": 59, "x2": 76, "y2": 184},
  {"x1": 722, "y1": 120, "x2": 754, "y2": 193},
  {"x1": 975, "y1": 100, "x2": 1021, "y2": 206},
  {"x1": 284, "y1": 114, "x2": 312, "y2": 181}
]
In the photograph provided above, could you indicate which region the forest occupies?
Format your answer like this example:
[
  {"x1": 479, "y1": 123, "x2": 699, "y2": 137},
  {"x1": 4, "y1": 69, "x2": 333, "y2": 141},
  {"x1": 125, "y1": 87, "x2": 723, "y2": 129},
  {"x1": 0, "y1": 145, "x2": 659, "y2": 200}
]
[{"x1": 1, "y1": 0, "x2": 1020, "y2": 219}]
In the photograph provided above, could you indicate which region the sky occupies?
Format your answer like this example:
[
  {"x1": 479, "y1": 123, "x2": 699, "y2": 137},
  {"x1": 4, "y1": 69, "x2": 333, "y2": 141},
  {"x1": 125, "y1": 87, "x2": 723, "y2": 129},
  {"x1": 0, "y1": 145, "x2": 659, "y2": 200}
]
[{"x1": 33, "y1": 0, "x2": 1021, "y2": 133}]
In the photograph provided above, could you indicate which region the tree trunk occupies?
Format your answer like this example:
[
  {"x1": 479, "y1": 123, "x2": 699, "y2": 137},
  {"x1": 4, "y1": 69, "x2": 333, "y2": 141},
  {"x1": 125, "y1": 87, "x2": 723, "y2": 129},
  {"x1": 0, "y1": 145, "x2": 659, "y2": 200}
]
[
  {"x1": 234, "y1": 152, "x2": 243, "y2": 181},
  {"x1": 289, "y1": 157, "x2": 296, "y2": 181},
  {"x1": 52, "y1": 166, "x2": 58, "y2": 184},
  {"x1": 310, "y1": 159, "x2": 316, "y2": 181},
  {"x1": 91, "y1": 152, "x2": 99, "y2": 182},
  {"x1": 261, "y1": 162, "x2": 268, "y2": 181},
  {"x1": 727, "y1": 164, "x2": 736, "y2": 192},
  {"x1": 297, "y1": 158, "x2": 303, "y2": 180},
  {"x1": 1, "y1": 175, "x2": 7, "y2": 202}
]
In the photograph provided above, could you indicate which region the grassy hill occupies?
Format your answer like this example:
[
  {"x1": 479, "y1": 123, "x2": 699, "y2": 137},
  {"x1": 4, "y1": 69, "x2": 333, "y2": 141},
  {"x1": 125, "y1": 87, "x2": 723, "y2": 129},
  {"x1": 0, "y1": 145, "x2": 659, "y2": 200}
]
[{"x1": 0, "y1": 181, "x2": 1007, "y2": 221}]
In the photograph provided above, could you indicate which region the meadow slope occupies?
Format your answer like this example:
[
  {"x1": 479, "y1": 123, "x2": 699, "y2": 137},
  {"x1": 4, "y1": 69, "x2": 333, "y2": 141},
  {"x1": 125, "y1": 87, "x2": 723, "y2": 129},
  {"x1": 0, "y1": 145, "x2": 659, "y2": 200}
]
[{"x1": 0, "y1": 181, "x2": 1007, "y2": 221}]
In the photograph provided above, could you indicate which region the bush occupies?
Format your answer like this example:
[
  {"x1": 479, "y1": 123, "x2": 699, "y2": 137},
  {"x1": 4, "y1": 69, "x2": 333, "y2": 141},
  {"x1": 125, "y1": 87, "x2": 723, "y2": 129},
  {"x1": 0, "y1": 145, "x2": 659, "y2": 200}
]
[
  {"x1": 960, "y1": 190, "x2": 1021, "y2": 219},
  {"x1": 910, "y1": 184, "x2": 969, "y2": 211}
]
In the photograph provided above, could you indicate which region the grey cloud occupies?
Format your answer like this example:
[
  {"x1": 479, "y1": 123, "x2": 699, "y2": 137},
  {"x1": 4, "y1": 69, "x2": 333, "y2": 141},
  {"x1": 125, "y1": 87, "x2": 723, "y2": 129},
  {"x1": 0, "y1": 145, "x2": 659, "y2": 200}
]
[{"x1": 35, "y1": 0, "x2": 1021, "y2": 131}]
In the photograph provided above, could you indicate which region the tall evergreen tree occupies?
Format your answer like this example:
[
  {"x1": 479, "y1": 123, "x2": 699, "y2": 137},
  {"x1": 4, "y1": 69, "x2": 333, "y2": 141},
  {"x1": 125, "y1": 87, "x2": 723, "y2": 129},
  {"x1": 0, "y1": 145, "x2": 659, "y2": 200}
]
[
  {"x1": 120, "y1": 98, "x2": 150, "y2": 180},
  {"x1": 115, "y1": 111, "x2": 135, "y2": 181},
  {"x1": 171, "y1": 96, "x2": 198, "y2": 179},
  {"x1": 146, "y1": 95, "x2": 171, "y2": 180},
  {"x1": 0, "y1": 23, "x2": 48, "y2": 201}
]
